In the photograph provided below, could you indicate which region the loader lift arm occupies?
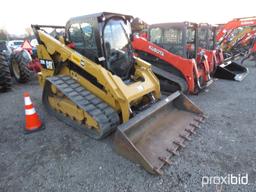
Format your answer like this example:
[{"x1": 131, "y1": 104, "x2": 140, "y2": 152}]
[{"x1": 216, "y1": 16, "x2": 256, "y2": 45}]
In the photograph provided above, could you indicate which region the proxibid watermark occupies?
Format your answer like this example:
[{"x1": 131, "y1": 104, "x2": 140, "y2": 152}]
[{"x1": 202, "y1": 174, "x2": 249, "y2": 187}]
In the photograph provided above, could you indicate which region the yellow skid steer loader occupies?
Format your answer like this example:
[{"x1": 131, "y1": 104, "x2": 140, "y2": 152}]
[{"x1": 32, "y1": 12, "x2": 206, "y2": 175}]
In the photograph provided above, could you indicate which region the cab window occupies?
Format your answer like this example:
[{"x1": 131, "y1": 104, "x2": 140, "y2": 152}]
[
  {"x1": 68, "y1": 22, "x2": 97, "y2": 61},
  {"x1": 186, "y1": 28, "x2": 195, "y2": 43},
  {"x1": 80, "y1": 22, "x2": 97, "y2": 49},
  {"x1": 150, "y1": 27, "x2": 162, "y2": 44},
  {"x1": 69, "y1": 23, "x2": 84, "y2": 49},
  {"x1": 163, "y1": 28, "x2": 183, "y2": 44}
]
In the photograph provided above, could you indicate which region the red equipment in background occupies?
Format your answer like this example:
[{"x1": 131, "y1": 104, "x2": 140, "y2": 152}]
[
  {"x1": 216, "y1": 16, "x2": 256, "y2": 43},
  {"x1": 20, "y1": 40, "x2": 41, "y2": 73},
  {"x1": 132, "y1": 35, "x2": 212, "y2": 94},
  {"x1": 240, "y1": 30, "x2": 256, "y2": 47},
  {"x1": 131, "y1": 20, "x2": 213, "y2": 94},
  {"x1": 241, "y1": 37, "x2": 256, "y2": 64},
  {"x1": 197, "y1": 23, "x2": 248, "y2": 81},
  {"x1": 10, "y1": 39, "x2": 41, "y2": 83}
]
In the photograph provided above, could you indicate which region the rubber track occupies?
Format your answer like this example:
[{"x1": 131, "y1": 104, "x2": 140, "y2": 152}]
[
  {"x1": 45, "y1": 75, "x2": 120, "y2": 139},
  {"x1": 151, "y1": 65, "x2": 188, "y2": 92}
]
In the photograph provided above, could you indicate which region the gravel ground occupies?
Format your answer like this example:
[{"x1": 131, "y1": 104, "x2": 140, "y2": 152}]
[{"x1": 0, "y1": 59, "x2": 256, "y2": 192}]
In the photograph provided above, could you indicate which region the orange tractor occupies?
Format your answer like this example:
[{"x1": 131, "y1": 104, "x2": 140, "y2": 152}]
[
  {"x1": 216, "y1": 16, "x2": 256, "y2": 59},
  {"x1": 9, "y1": 40, "x2": 41, "y2": 83},
  {"x1": 132, "y1": 20, "x2": 248, "y2": 90},
  {"x1": 132, "y1": 21, "x2": 213, "y2": 94},
  {"x1": 197, "y1": 23, "x2": 248, "y2": 81}
]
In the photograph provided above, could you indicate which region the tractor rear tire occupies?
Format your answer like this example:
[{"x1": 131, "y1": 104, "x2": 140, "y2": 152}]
[
  {"x1": 10, "y1": 50, "x2": 32, "y2": 83},
  {"x1": 0, "y1": 53, "x2": 12, "y2": 92}
]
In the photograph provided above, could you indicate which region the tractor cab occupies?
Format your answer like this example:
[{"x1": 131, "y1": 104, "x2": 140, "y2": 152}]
[
  {"x1": 148, "y1": 22, "x2": 198, "y2": 59},
  {"x1": 198, "y1": 23, "x2": 216, "y2": 50},
  {"x1": 65, "y1": 12, "x2": 135, "y2": 80}
]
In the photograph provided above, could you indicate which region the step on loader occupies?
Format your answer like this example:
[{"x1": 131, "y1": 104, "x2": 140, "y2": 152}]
[{"x1": 32, "y1": 12, "x2": 206, "y2": 175}]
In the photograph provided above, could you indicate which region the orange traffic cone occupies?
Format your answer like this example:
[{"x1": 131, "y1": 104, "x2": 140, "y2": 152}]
[{"x1": 24, "y1": 92, "x2": 44, "y2": 133}]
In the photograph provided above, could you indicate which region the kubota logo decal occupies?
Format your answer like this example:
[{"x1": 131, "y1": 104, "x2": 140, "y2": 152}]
[
  {"x1": 148, "y1": 45, "x2": 164, "y2": 56},
  {"x1": 241, "y1": 21, "x2": 254, "y2": 25}
]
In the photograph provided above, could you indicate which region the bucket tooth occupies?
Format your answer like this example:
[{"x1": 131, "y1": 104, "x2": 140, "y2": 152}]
[
  {"x1": 153, "y1": 167, "x2": 164, "y2": 175},
  {"x1": 200, "y1": 114, "x2": 208, "y2": 119},
  {"x1": 186, "y1": 128, "x2": 196, "y2": 134},
  {"x1": 166, "y1": 148, "x2": 179, "y2": 156},
  {"x1": 194, "y1": 118, "x2": 204, "y2": 124},
  {"x1": 179, "y1": 134, "x2": 191, "y2": 141},
  {"x1": 159, "y1": 157, "x2": 171, "y2": 165},
  {"x1": 189, "y1": 123, "x2": 200, "y2": 129},
  {"x1": 173, "y1": 141, "x2": 186, "y2": 148}
]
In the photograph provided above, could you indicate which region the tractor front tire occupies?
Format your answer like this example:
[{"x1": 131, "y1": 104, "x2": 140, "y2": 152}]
[
  {"x1": 0, "y1": 53, "x2": 12, "y2": 92},
  {"x1": 10, "y1": 50, "x2": 32, "y2": 83}
]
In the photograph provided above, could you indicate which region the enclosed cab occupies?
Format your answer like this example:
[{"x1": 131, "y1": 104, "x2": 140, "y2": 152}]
[
  {"x1": 149, "y1": 22, "x2": 198, "y2": 59},
  {"x1": 198, "y1": 23, "x2": 216, "y2": 51},
  {"x1": 65, "y1": 13, "x2": 135, "y2": 80}
]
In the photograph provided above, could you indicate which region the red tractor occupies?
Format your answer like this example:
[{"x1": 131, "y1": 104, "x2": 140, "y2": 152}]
[
  {"x1": 216, "y1": 16, "x2": 256, "y2": 45},
  {"x1": 9, "y1": 40, "x2": 41, "y2": 83},
  {"x1": 132, "y1": 21, "x2": 212, "y2": 94},
  {"x1": 197, "y1": 23, "x2": 248, "y2": 81},
  {"x1": 132, "y1": 19, "x2": 248, "y2": 92}
]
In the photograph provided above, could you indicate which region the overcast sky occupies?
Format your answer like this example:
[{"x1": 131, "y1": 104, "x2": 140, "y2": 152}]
[{"x1": 0, "y1": 0, "x2": 255, "y2": 34}]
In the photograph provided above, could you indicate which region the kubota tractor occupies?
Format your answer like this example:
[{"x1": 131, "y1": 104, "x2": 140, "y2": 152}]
[
  {"x1": 145, "y1": 22, "x2": 248, "y2": 82},
  {"x1": 216, "y1": 16, "x2": 256, "y2": 60},
  {"x1": 197, "y1": 23, "x2": 248, "y2": 81},
  {"x1": 132, "y1": 21, "x2": 213, "y2": 94},
  {"x1": 9, "y1": 40, "x2": 41, "y2": 83}
]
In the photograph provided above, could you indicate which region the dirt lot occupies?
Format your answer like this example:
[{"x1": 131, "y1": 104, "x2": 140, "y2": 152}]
[{"x1": 0, "y1": 59, "x2": 256, "y2": 192}]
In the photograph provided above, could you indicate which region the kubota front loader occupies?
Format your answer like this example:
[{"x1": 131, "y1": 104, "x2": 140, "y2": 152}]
[
  {"x1": 197, "y1": 23, "x2": 248, "y2": 81},
  {"x1": 32, "y1": 12, "x2": 206, "y2": 175},
  {"x1": 132, "y1": 21, "x2": 213, "y2": 95},
  {"x1": 131, "y1": 36, "x2": 212, "y2": 94}
]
